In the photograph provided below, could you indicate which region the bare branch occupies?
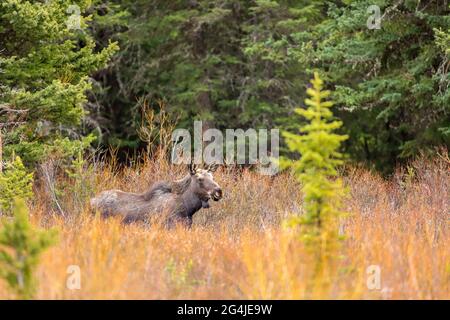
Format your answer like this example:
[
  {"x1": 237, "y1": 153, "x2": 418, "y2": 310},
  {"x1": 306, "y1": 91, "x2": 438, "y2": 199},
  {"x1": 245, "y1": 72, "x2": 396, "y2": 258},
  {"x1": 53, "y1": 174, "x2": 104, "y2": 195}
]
[{"x1": 0, "y1": 104, "x2": 29, "y2": 115}]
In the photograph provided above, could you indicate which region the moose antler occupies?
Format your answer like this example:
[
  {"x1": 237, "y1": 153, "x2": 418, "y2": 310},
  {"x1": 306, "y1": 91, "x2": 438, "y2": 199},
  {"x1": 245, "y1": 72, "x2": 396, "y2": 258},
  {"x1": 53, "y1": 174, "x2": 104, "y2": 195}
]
[
  {"x1": 188, "y1": 163, "x2": 198, "y2": 175},
  {"x1": 205, "y1": 162, "x2": 219, "y2": 172}
]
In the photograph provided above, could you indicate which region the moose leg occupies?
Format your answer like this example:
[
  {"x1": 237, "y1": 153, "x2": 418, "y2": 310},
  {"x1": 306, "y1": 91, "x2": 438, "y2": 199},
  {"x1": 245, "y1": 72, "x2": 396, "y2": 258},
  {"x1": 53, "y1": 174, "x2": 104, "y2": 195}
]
[
  {"x1": 183, "y1": 216, "x2": 193, "y2": 228},
  {"x1": 122, "y1": 213, "x2": 147, "y2": 224},
  {"x1": 166, "y1": 215, "x2": 193, "y2": 229},
  {"x1": 201, "y1": 200, "x2": 210, "y2": 208}
]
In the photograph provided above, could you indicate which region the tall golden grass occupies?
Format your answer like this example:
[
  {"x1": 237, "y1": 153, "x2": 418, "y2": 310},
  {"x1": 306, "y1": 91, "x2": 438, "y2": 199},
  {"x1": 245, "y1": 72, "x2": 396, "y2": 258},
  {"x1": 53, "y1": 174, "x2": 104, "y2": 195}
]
[{"x1": 0, "y1": 154, "x2": 448, "y2": 299}]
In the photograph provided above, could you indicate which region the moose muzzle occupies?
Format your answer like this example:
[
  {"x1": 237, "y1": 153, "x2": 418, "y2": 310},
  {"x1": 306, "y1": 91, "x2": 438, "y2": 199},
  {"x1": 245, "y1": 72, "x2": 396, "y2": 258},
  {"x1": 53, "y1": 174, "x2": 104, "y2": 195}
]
[{"x1": 211, "y1": 188, "x2": 223, "y2": 201}]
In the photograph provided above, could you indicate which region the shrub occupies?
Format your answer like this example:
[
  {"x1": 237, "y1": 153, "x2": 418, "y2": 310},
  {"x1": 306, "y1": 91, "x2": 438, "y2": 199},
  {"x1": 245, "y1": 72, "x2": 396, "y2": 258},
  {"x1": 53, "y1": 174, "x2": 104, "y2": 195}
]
[
  {"x1": 282, "y1": 72, "x2": 348, "y2": 292},
  {"x1": 0, "y1": 156, "x2": 33, "y2": 214},
  {"x1": 0, "y1": 198, "x2": 58, "y2": 299}
]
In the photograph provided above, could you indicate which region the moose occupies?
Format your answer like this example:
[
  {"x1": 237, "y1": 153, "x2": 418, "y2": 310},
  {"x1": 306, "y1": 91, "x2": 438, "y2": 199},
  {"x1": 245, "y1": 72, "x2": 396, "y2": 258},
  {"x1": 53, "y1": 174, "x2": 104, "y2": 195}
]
[{"x1": 90, "y1": 163, "x2": 223, "y2": 227}]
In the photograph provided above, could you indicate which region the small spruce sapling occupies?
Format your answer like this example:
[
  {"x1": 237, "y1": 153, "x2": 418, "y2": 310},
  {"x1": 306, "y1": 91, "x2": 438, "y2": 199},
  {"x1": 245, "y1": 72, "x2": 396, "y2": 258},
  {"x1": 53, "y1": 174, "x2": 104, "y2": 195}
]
[
  {"x1": 0, "y1": 198, "x2": 58, "y2": 299},
  {"x1": 281, "y1": 73, "x2": 348, "y2": 290},
  {"x1": 0, "y1": 156, "x2": 33, "y2": 214}
]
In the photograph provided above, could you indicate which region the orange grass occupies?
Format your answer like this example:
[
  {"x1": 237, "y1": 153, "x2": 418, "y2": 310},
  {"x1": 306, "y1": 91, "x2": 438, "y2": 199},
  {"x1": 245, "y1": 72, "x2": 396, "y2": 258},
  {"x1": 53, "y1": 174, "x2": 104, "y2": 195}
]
[{"x1": 0, "y1": 155, "x2": 448, "y2": 299}]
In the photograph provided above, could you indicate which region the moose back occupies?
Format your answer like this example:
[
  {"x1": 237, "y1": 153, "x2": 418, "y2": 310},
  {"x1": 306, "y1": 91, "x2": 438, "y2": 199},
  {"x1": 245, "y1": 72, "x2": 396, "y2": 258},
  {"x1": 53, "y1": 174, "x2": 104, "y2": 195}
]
[{"x1": 90, "y1": 164, "x2": 222, "y2": 227}]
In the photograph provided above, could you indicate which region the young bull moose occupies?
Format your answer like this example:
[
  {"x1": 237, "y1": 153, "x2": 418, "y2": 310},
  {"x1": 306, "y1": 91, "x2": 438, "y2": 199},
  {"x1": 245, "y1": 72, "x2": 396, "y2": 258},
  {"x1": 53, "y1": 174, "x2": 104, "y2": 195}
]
[{"x1": 90, "y1": 163, "x2": 223, "y2": 227}]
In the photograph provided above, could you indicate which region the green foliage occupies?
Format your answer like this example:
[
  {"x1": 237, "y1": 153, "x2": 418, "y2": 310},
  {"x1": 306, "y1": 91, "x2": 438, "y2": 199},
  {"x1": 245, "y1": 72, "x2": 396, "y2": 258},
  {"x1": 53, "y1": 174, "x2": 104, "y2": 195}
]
[
  {"x1": 90, "y1": 0, "x2": 449, "y2": 171},
  {"x1": 62, "y1": 150, "x2": 95, "y2": 213},
  {"x1": 165, "y1": 258, "x2": 201, "y2": 290},
  {"x1": 435, "y1": 28, "x2": 450, "y2": 56},
  {"x1": 91, "y1": 0, "x2": 325, "y2": 150},
  {"x1": 0, "y1": 156, "x2": 33, "y2": 214},
  {"x1": 1, "y1": 1, "x2": 449, "y2": 172},
  {"x1": 0, "y1": 0, "x2": 119, "y2": 165},
  {"x1": 282, "y1": 72, "x2": 347, "y2": 260},
  {"x1": 298, "y1": 0, "x2": 450, "y2": 171},
  {"x1": 0, "y1": 198, "x2": 58, "y2": 299}
]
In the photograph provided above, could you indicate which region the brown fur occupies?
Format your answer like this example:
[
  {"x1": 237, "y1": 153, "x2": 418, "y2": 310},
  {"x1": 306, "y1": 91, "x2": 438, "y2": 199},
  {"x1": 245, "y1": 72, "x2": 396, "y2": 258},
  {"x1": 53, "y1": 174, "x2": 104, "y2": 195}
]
[{"x1": 90, "y1": 164, "x2": 222, "y2": 227}]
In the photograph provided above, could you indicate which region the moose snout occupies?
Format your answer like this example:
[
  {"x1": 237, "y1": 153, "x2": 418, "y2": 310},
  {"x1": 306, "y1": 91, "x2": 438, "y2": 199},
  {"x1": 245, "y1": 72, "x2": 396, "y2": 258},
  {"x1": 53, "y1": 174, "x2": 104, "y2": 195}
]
[{"x1": 212, "y1": 187, "x2": 223, "y2": 201}]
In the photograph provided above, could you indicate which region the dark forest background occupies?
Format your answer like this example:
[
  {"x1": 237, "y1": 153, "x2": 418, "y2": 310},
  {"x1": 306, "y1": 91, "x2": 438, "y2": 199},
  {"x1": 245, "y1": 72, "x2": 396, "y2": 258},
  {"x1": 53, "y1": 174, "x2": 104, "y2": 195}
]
[{"x1": 1, "y1": 0, "x2": 449, "y2": 173}]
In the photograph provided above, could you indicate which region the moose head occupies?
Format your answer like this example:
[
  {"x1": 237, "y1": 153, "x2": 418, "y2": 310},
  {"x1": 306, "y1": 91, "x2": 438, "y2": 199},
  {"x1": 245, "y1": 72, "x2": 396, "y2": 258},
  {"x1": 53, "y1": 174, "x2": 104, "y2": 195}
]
[{"x1": 188, "y1": 163, "x2": 223, "y2": 204}]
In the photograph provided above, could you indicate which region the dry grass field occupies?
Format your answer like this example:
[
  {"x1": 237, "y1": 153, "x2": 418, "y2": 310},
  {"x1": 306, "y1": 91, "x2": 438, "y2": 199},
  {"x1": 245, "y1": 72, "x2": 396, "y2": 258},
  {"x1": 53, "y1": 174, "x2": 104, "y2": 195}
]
[{"x1": 0, "y1": 155, "x2": 448, "y2": 299}]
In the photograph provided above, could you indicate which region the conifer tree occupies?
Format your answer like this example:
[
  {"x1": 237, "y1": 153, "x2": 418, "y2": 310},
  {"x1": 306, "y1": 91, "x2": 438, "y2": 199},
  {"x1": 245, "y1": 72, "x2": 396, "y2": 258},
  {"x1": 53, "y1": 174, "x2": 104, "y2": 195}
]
[
  {"x1": 0, "y1": 156, "x2": 33, "y2": 214},
  {"x1": 282, "y1": 73, "x2": 348, "y2": 293},
  {"x1": 301, "y1": 1, "x2": 450, "y2": 170},
  {"x1": 0, "y1": 198, "x2": 58, "y2": 299},
  {"x1": 0, "y1": 0, "x2": 118, "y2": 165}
]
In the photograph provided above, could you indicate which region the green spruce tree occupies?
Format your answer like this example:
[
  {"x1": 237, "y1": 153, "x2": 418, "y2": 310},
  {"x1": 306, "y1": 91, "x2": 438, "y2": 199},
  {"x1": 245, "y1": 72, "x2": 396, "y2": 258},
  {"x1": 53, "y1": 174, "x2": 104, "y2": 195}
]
[
  {"x1": 0, "y1": 198, "x2": 58, "y2": 299},
  {"x1": 300, "y1": 0, "x2": 450, "y2": 170},
  {"x1": 0, "y1": 0, "x2": 118, "y2": 165},
  {"x1": 282, "y1": 72, "x2": 348, "y2": 295},
  {"x1": 0, "y1": 156, "x2": 33, "y2": 214}
]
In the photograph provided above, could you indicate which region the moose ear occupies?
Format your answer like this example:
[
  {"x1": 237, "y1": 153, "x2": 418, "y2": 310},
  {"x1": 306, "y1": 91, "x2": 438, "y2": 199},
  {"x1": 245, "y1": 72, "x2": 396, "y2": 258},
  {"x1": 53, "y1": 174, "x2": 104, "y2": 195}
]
[
  {"x1": 206, "y1": 162, "x2": 219, "y2": 173},
  {"x1": 188, "y1": 163, "x2": 198, "y2": 175}
]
